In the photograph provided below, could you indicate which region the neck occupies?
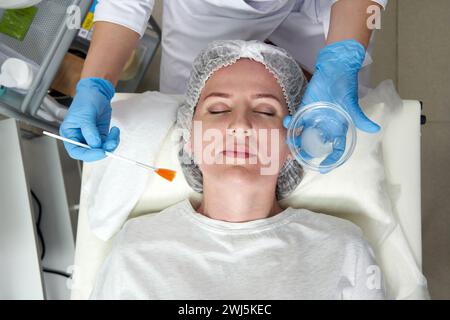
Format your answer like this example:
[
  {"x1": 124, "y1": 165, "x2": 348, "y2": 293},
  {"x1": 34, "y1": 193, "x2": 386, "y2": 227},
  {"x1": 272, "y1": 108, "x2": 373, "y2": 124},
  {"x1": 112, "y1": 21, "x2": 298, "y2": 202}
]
[{"x1": 196, "y1": 176, "x2": 283, "y2": 222}]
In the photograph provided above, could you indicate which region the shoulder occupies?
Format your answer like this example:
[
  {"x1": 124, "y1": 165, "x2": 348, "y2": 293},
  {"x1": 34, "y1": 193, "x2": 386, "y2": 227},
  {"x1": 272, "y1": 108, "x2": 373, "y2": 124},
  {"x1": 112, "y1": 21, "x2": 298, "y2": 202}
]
[
  {"x1": 115, "y1": 200, "x2": 188, "y2": 245},
  {"x1": 287, "y1": 208, "x2": 381, "y2": 282},
  {"x1": 288, "y1": 207, "x2": 366, "y2": 244}
]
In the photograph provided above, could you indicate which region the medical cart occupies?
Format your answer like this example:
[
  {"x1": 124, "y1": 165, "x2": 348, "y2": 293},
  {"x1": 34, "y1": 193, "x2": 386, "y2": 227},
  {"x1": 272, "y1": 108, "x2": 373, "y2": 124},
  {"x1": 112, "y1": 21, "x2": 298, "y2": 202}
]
[{"x1": 0, "y1": 0, "x2": 161, "y2": 132}]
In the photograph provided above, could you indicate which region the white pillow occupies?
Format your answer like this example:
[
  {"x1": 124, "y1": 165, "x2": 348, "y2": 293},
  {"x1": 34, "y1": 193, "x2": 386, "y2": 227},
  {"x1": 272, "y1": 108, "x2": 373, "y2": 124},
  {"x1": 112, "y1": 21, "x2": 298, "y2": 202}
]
[{"x1": 83, "y1": 92, "x2": 182, "y2": 241}]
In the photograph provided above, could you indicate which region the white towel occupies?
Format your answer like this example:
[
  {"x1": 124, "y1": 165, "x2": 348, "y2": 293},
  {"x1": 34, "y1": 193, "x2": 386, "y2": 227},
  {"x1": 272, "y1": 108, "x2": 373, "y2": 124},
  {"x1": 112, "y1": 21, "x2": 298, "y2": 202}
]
[{"x1": 83, "y1": 91, "x2": 183, "y2": 241}]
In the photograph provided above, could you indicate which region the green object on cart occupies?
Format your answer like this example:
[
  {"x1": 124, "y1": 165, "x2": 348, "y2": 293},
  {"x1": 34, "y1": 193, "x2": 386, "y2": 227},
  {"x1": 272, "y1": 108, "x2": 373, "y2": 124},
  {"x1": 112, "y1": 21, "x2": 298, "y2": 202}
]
[
  {"x1": 0, "y1": 7, "x2": 38, "y2": 41},
  {"x1": 0, "y1": 85, "x2": 5, "y2": 97}
]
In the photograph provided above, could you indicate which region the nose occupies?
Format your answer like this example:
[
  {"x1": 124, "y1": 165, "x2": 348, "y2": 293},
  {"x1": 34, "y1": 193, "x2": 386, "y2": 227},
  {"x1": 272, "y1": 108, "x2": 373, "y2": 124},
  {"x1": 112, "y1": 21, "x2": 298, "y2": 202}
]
[
  {"x1": 226, "y1": 112, "x2": 253, "y2": 137},
  {"x1": 227, "y1": 128, "x2": 253, "y2": 137}
]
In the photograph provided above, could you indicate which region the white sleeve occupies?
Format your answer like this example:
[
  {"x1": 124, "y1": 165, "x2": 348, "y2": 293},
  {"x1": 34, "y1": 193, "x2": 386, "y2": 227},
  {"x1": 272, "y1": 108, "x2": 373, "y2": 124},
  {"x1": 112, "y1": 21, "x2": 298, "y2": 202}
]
[
  {"x1": 372, "y1": 0, "x2": 388, "y2": 9},
  {"x1": 348, "y1": 240, "x2": 387, "y2": 300},
  {"x1": 332, "y1": 0, "x2": 388, "y2": 10},
  {"x1": 93, "y1": 0, "x2": 155, "y2": 38}
]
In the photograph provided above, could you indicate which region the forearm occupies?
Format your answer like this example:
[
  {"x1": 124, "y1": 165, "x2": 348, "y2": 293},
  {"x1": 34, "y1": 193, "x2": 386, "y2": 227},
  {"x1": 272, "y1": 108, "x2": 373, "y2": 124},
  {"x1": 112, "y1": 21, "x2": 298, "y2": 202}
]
[
  {"x1": 81, "y1": 21, "x2": 140, "y2": 86},
  {"x1": 327, "y1": 0, "x2": 383, "y2": 48}
]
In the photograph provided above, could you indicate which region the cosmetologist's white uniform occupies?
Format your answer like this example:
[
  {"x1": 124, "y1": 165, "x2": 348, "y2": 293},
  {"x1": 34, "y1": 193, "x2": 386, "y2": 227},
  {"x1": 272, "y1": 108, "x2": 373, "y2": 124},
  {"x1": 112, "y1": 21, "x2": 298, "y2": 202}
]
[{"x1": 94, "y1": 0, "x2": 387, "y2": 94}]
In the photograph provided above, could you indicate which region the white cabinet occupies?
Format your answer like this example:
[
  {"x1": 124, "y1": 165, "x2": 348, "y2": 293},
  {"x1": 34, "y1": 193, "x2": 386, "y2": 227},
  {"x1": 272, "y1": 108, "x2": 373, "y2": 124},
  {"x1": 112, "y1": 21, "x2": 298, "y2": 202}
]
[{"x1": 0, "y1": 118, "x2": 77, "y2": 299}]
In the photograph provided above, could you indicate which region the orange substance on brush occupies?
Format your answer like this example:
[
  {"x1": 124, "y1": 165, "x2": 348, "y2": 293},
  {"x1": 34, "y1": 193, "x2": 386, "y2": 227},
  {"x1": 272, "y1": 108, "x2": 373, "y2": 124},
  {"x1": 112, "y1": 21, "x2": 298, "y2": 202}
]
[{"x1": 155, "y1": 168, "x2": 177, "y2": 182}]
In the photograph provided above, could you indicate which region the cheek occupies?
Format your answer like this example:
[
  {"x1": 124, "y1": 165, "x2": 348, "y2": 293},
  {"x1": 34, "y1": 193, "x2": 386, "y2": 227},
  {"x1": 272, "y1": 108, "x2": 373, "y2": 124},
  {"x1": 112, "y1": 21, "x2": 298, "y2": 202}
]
[
  {"x1": 272, "y1": 126, "x2": 289, "y2": 163},
  {"x1": 277, "y1": 128, "x2": 290, "y2": 163},
  {"x1": 254, "y1": 120, "x2": 288, "y2": 153},
  {"x1": 190, "y1": 118, "x2": 228, "y2": 163}
]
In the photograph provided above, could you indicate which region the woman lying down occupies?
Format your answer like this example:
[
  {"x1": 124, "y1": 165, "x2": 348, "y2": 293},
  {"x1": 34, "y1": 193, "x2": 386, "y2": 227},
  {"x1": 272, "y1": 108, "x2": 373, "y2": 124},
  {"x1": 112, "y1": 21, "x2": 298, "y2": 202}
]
[{"x1": 90, "y1": 40, "x2": 385, "y2": 300}]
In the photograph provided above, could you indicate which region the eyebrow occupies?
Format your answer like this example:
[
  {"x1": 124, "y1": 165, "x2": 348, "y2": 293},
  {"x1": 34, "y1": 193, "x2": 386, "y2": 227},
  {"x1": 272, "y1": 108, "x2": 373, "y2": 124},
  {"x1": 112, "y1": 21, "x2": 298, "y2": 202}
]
[
  {"x1": 252, "y1": 93, "x2": 282, "y2": 104},
  {"x1": 203, "y1": 92, "x2": 282, "y2": 104},
  {"x1": 204, "y1": 92, "x2": 232, "y2": 100}
]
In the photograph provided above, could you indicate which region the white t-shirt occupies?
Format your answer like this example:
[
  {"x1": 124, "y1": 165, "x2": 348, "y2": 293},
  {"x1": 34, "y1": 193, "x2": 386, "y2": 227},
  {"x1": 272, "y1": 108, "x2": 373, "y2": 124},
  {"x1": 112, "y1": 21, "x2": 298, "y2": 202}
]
[{"x1": 90, "y1": 199, "x2": 386, "y2": 300}]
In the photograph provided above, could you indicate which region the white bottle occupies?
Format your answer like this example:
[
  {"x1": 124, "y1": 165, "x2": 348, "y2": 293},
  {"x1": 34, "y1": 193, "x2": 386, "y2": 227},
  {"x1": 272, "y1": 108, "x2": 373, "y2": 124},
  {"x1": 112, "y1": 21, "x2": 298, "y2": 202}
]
[{"x1": 0, "y1": 58, "x2": 34, "y2": 91}]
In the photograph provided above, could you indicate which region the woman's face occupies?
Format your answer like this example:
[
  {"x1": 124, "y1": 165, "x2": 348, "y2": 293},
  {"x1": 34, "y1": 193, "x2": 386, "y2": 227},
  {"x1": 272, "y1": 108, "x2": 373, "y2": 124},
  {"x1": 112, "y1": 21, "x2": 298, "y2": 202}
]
[{"x1": 188, "y1": 58, "x2": 291, "y2": 186}]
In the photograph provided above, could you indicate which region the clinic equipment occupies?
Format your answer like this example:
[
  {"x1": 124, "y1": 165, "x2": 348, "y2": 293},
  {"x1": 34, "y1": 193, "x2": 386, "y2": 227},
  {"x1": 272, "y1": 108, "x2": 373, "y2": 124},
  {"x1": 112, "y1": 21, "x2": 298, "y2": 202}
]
[
  {"x1": 42, "y1": 131, "x2": 177, "y2": 182},
  {"x1": 287, "y1": 101, "x2": 357, "y2": 173},
  {"x1": 0, "y1": 57, "x2": 34, "y2": 91},
  {"x1": 0, "y1": 0, "x2": 161, "y2": 133}
]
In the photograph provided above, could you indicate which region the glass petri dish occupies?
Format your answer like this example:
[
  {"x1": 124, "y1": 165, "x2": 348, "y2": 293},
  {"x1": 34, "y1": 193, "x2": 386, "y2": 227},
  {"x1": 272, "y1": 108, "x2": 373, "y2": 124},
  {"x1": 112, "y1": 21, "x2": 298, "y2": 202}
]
[{"x1": 287, "y1": 101, "x2": 357, "y2": 173}]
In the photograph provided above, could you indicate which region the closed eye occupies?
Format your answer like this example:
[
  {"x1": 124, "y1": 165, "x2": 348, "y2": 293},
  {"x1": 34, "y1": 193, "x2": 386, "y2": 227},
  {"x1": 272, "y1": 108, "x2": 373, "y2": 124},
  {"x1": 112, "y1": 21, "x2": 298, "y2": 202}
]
[
  {"x1": 207, "y1": 102, "x2": 231, "y2": 114},
  {"x1": 254, "y1": 110, "x2": 275, "y2": 116},
  {"x1": 253, "y1": 103, "x2": 277, "y2": 117},
  {"x1": 209, "y1": 110, "x2": 231, "y2": 114}
]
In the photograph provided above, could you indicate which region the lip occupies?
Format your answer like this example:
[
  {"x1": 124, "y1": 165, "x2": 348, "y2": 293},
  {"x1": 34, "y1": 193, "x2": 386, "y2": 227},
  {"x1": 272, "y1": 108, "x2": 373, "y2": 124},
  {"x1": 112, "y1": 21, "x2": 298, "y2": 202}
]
[
  {"x1": 222, "y1": 150, "x2": 255, "y2": 159},
  {"x1": 221, "y1": 145, "x2": 257, "y2": 159}
]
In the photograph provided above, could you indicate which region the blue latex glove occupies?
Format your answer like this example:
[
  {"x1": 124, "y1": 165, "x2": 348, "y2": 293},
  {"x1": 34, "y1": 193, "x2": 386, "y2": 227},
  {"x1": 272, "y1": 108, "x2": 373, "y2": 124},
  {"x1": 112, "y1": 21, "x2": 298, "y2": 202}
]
[
  {"x1": 59, "y1": 78, "x2": 120, "y2": 162},
  {"x1": 284, "y1": 39, "x2": 380, "y2": 174}
]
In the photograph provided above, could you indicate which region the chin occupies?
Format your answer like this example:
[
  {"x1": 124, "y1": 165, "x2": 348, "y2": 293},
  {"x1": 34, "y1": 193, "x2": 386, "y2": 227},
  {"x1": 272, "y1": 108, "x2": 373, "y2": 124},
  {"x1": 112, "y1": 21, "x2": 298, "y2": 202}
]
[{"x1": 208, "y1": 164, "x2": 262, "y2": 185}]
